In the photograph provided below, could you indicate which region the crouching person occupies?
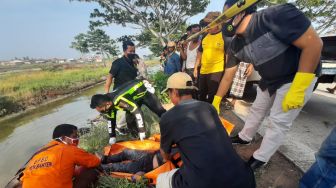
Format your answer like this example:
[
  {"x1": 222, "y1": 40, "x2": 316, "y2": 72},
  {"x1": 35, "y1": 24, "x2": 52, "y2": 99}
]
[
  {"x1": 90, "y1": 79, "x2": 166, "y2": 144},
  {"x1": 157, "y1": 72, "x2": 255, "y2": 188},
  {"x1": 20, "y1": 124, "x2": 100, "y2": 188}
]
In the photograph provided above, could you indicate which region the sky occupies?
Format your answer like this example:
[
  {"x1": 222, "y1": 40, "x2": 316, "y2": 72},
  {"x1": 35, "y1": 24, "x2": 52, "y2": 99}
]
[{"x1": 0, "y1": 0, "x2": 224, "y2": 61}]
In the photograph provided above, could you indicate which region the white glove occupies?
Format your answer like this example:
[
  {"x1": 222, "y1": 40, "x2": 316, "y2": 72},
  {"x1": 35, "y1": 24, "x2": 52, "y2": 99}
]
[
  {"x1": 139, "y1": 132, "x2": 146, "y2": 141},
  {"x1": 109, "y1": 137, "x2": 116, "y2": 145}
]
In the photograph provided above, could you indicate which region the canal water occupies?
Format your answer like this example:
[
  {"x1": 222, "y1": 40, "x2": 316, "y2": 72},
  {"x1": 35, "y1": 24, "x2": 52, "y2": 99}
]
[{"x1": 0, "y1": 84, "x2": 104, "y2": 186}]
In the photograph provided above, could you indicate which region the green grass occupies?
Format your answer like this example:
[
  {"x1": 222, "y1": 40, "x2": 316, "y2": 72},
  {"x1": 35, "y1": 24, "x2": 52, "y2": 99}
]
[
  {"x1": 148, "y1": 71, "x2": 170, "y2": 104},
  {"x1": 97, "y1": 176, "x2": 149, "y2": 188},
  {"x1": 79, "y1": 123, "x2": 110, "y2": 154},
  {"x1": 0, "y1": 64, "x2": 108, "y2": 117}
]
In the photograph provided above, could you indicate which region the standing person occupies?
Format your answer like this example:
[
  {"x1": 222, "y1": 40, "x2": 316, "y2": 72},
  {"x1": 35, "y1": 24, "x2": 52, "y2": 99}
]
[
  {"x1": 213, "y1": 1, "x2": 322, "y2": 170},
  {"x1": 164, "y1": 41, "x2": 181, "y2": 75},
  {"x1": 20, "y1": 124, "x2": 100, "y2": 188},
  {"x1": 180, "y1": 24, "x2": 201, "y2": 82},
  {"x1": 90, "y1": 79, "x2": 166, "y2": 144},
  {"x1": 157, "y1": 72, "x2": 255, "y2": 188},
  {"x1": 104, "y1": 41, "x2": 137, "y2": 134},
  {"x1": 194, "y1": 12, "x2": 229, "y2": 103},
  {"x1": 105, "y1": 40, "x2": 137, "y2": 93}
]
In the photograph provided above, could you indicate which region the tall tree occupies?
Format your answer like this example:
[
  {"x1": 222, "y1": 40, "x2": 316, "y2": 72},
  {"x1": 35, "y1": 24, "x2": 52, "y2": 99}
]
[
  {"x1": 260, "y1": 0, "x2": 335, "y2": 34},
  {"x1": 71, "y1": 29, "x2": 119, "y2": 66},
  {"x1": 70, "y1": 33, "x2": 90, "y2": 56},
  {"x1": 295, "y1": 0, "x2": 335, "y2": 34},
  {"x1": 73, "y1": 0, "x2": 210, "y2": 46}
]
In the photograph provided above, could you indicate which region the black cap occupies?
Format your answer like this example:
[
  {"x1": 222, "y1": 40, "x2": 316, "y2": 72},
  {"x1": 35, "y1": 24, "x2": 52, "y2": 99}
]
[{"x1": 224, "y1": 0, "x2": 257, "y2": 14}]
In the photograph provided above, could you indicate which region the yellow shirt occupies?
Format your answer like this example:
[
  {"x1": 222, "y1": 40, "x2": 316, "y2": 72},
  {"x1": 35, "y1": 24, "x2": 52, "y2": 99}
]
[{"x1": 200, "y1": 32, "x2": 225, "y2": 74}]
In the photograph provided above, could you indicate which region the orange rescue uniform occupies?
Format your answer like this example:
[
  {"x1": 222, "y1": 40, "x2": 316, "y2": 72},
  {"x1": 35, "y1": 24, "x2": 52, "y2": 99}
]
[{"x1": 21, "y1": 140, "x2": 100, "y2": 188}]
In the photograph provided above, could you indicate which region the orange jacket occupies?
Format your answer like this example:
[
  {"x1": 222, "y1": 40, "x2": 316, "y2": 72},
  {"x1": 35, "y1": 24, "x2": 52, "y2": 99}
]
[{"x1": 21, "y1": 140, "x2": 100, "y2": 188}]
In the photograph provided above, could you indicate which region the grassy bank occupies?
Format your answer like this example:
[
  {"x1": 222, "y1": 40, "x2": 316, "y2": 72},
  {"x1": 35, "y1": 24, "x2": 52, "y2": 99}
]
[{"x1": 0, "y1": 64, "x2": 108, "y2": 117}]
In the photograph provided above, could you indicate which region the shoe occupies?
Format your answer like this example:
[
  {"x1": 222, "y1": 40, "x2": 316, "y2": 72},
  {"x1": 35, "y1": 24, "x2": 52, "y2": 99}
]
[
  {"x1": 231, "y1": 135, "x2": 251, "y2": 145},
  {"x1": 326, "y1": 88, "x2": 335, "y2": 94},
  {"x1": 247, "y1": 156, "x2": 266, "y2": 170}
]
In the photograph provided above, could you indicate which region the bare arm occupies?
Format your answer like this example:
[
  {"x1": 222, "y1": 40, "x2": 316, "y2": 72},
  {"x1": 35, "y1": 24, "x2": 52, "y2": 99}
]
[
  {"x1": 193, "y1": 51, "x2": 202, "y2": 78},
  {"x1": 215, "y1": 66, "x2": 238, "y2": 97},
  {"x1": 104, "y1": 74, "x2": 113, "y2": 93},
  {"x1": 292, "y1": 26, "x2": 323, "y2": 73},
  {"x1": 179, "y1": 42, "x2": 188, "y2": 61}
]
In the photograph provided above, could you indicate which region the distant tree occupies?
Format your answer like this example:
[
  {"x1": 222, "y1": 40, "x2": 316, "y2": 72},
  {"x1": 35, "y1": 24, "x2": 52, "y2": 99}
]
[
  {"x1": 70, "y1": 33, "x2": 90, "y2": 56},
  {"x1": 73, "y1": 0, "x2": 210, "y2": 47},
  {"x1": 87, "y1": 29, "x2": 119, "y2": 58},
  {"x1": 295, "y1": 0, "x2": 335, "y2": 34},
  {"x1": 71, "y1": 29, "x2": 119, "y2": 66},
  {"x1": 259, "y1": 0, "x2": 335, "y2": 34}
]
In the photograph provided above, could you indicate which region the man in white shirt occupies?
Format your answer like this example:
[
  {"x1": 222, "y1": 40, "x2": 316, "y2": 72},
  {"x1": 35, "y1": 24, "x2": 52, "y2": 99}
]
[{"x1": 180, "y1": 24, "x2": 201, "y2": 82}]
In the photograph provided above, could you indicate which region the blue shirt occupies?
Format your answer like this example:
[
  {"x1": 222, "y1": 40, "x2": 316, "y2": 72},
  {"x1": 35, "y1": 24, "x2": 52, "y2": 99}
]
[{"x1": 164, "y1": 52, "x2": 181, "y2": 75}]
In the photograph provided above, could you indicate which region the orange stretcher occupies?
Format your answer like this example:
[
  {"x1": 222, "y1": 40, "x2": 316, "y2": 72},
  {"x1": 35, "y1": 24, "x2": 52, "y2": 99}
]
[{"x1": 103, "y1": 117, "x2": 234, "y2": 184}]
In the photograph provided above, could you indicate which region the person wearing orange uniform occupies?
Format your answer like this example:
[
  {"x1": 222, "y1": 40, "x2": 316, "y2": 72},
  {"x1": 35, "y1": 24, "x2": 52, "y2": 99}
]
[{"x1": 20, "y1": 124, "x2": 101, "y2": 188}]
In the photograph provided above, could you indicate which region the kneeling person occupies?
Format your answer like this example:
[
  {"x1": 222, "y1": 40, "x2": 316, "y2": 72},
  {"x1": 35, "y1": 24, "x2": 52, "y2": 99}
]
[
  {"x1": 21, "y1": 124, "x2": 101, "y2": 188},
  {"x1": 158, "y1": 72, "x2": 255, "y2": 188},
  {"x1": 90, "y1": 79, "x2": 166, "y2": 144}
]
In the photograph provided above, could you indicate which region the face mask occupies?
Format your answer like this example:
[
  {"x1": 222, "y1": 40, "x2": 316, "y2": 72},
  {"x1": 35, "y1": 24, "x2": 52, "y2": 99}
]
[
  {"x1": 100, "y1": 104, "x2": 112, "y2": 114},
  {"x1": 222, "y1": 18, "x2": 236, "y2": 37},
  {"x1": 65, "y1": 136, "x2": 79, "y2": 146},
  {"x1": 127, "y1": 53, "x2": 139, "y2": 62},
  {"x1": 222, "y1": 14, "x2": 246, "y2": 37}
]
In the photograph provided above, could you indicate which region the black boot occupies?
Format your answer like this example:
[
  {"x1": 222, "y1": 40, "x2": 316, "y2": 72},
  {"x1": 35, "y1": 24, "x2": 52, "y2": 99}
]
[
  {"x1": 230, "y1": 135, "x2": 251, "y2": 145},
  {"x1": 247, "y1": 156, "x2": 265, "y2": 170}
]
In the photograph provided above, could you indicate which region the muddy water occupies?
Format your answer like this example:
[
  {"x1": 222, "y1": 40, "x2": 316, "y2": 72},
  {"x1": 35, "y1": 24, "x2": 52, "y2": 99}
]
[{"x1": 0, "y1": 84, "x2": 104, "y2": 186}]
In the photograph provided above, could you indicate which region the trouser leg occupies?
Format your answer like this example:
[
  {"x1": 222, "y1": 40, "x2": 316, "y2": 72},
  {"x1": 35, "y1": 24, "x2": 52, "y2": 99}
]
[
  {"x1": 206, "y1": 71, "x2": 224, "y2": 103},
  {"x1": 142, "y1": 93, "x2": 167, "y2": 117},
  {"x1": 104, "y1": 153, "x2": 154, "y2": 173},
  {"x1": 108, "y1": 109, "x2": 117, "y2": 138},
  {"x1": 253, "y1": 78, "x2": 317, "y2": 162},
  {"x1": 300, "y1": 128, "x2": 336, "y2": 188},
  {"x1": 199, "y1": 74, "x2": 208, "y2": 102},
  {"x1": 126, "y1": 112, "x2": 139, "y2": 137},
  {"x1": 239, "y1": 87, "x2": 275, "y2": 141},
  {"x1": 106, "y1": 149, "x2": 149, "y2": 163},
  {"x1": 185, "y1": 69, "x2": 198, "y2": 99}
]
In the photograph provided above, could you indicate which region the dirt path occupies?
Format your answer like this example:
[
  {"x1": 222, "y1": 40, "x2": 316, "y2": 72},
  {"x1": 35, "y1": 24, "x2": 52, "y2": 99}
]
[{"x1": 222, "y1": 110, "x2": 303, "y2": 188}]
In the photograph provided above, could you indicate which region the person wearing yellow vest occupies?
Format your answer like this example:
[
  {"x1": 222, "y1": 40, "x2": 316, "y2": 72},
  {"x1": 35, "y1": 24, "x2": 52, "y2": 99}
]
[
  {"x1": 20, "y1": 124, "x2": 101, "y2": 188},
  {"x1": 194, "y1": 12, "x2": 229, "y2": 103}
]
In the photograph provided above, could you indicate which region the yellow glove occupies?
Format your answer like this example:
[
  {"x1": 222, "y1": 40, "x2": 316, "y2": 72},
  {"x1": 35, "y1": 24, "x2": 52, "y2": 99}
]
[
  {"x1": 212, "y1": 95, "x2": 222, "y2": 114},
  {"x1": 282, "y1": 72, "x2": 315, "y2": 112}
]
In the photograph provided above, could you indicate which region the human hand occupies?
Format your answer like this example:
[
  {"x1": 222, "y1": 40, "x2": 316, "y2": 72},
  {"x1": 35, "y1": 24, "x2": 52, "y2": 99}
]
[
  {"x1": 109, "y1": 137, "x2": 116, "y2": 145},
  {"x1": 139, "y1": 132, "x2": 146, "y2": 141},
  {"x1": 244, "y1": 64, "x2": 254, "y2": 77}
]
